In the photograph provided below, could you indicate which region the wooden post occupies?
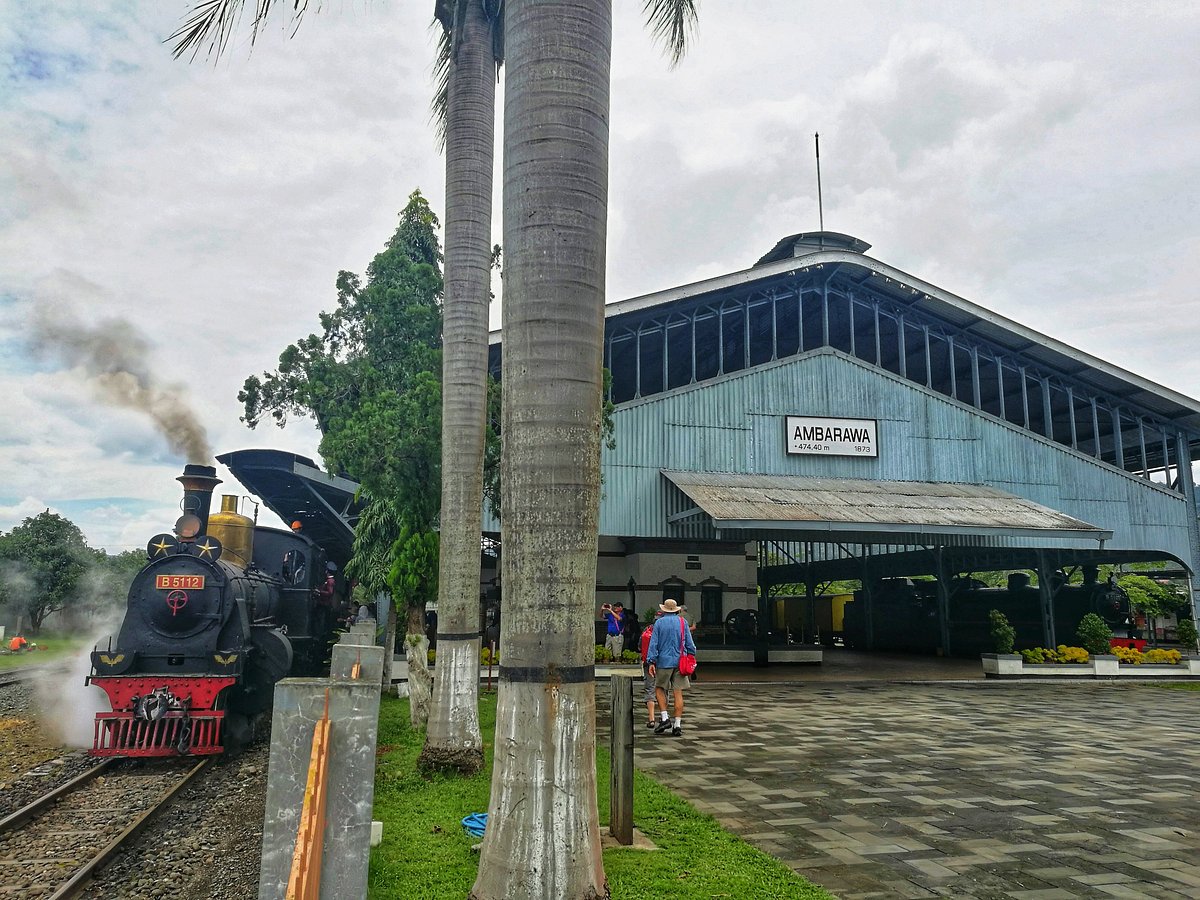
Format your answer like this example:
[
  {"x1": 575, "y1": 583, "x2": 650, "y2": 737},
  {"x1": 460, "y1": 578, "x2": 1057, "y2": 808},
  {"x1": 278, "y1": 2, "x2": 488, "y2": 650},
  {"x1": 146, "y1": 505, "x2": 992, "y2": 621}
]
[{"x1": 609, "y1": 672, "x2": 635, "y2": 845}]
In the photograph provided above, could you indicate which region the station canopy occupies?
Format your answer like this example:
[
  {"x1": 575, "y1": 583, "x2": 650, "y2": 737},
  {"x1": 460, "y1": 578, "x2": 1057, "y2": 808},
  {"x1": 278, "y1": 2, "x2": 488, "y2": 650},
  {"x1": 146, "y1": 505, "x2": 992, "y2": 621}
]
[
  {"x1": 662, "y1": 471, "x2": 1113, "y2": 543},
  {"x1": 217, "y1": 448, "x2": 363, "y2": 568}
]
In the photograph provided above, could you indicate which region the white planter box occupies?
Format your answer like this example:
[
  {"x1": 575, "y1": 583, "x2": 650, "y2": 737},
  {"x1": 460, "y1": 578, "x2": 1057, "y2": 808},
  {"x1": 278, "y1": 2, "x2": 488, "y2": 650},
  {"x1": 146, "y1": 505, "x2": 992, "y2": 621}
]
[
  {"x1": 982, "y1": 654, "x2": 1200, "y2": 679},
  {"x1": 981, "y1": 653, "x2": 1022, "y2": 676}
]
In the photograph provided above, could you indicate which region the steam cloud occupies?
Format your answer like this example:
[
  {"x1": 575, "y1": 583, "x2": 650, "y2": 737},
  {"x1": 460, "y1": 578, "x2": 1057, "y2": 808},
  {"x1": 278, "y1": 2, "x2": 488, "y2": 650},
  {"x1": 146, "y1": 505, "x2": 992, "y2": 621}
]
[{"x1": 30, "y1": 295, "x2": 213, "y2": 465}]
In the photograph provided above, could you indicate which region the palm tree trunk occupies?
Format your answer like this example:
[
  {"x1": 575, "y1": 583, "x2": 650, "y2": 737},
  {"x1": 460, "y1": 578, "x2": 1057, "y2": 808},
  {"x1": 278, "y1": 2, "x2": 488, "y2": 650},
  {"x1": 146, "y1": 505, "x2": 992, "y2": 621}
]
[
  {"x1": 471, "y1": 1, "x2": 611, "y2": 898},
  {"x1": 419, "y1": 0, "x2": 495, "y2": 774}
]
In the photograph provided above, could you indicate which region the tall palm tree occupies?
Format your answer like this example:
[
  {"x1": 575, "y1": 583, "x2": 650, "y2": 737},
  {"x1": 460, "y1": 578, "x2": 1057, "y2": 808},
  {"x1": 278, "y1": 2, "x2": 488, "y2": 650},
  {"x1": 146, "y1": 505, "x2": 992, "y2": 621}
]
[
  {"x1": 471, "y1": 2, "x2": 695, "y2": 897},
  {"x1": 418, "y1": 0, "x2": 503, "y2": 774}
]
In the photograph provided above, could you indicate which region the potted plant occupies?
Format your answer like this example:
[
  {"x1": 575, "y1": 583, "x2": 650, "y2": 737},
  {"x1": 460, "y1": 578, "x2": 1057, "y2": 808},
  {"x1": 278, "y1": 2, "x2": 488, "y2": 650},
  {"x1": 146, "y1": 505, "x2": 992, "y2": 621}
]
[{"x1": 981, "y1": 609, "x2": 1022, "y2": 676}]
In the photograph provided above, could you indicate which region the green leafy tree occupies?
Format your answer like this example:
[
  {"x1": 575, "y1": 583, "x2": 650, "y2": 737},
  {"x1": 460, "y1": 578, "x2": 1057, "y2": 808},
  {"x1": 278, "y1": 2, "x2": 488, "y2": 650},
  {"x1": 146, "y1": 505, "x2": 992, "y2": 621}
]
[
  {"x1": 1118, "y1": 573, "x2": 1188, "y2": 648},
  {"x1": 1118, "y1": 574, "x2": 1188, "y2": 620},
  {"x1": 240, "y1": 192, "x2": 445, "y2": 670},
  {"x1": 0, "y1": 511, "x2": 92, "y2": 633}
]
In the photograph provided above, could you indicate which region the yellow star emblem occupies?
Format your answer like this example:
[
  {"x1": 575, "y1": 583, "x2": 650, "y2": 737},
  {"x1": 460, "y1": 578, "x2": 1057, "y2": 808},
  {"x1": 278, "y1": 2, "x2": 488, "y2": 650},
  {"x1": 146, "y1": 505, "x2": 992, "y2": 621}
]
[
  {"x1": 196, "y1": 539, "x2": 219, "y2": 559},
  {"x1": 150, "y1": 537, "x2": 173, "y2": 557}
]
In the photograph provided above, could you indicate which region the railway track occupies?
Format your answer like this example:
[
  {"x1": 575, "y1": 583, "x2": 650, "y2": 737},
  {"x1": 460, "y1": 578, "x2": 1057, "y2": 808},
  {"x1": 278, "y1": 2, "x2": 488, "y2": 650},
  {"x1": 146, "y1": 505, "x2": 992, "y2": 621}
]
[{"x1": 0, "y1": 756, "x2": 210, "y2": 898}]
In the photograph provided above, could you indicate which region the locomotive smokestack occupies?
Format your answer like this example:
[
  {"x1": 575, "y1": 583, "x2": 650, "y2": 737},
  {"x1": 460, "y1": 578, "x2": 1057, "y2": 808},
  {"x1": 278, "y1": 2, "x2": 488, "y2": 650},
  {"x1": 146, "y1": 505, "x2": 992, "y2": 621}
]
[{"x1": 177, "y1": 464, "x2": 222, "y2": 534}]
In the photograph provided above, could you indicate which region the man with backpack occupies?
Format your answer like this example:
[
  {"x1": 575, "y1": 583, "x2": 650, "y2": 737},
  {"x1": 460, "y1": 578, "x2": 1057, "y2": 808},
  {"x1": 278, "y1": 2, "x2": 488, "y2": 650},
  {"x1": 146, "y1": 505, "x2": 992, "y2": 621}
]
[{"x1": 646, "y1": 598, "x2": 696, "y2": 737}]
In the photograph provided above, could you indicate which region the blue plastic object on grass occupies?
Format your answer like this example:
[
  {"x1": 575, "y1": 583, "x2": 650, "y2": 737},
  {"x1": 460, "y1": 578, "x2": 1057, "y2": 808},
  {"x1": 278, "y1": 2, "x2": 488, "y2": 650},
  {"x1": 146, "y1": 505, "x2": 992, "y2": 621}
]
[{"x1": 462, "y1": 813, "x2": 488, "y2": 837}]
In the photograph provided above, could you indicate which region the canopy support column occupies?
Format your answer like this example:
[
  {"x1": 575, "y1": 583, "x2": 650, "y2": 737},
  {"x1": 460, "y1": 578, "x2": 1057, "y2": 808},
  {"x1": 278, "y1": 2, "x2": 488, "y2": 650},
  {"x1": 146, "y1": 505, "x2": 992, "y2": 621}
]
[
  {"x1": 934, "y1": 546, "x2": 952, "y2": 657},
  {"x1": 1036, "y1": 550, "x2": 1057, "y2": 648}
]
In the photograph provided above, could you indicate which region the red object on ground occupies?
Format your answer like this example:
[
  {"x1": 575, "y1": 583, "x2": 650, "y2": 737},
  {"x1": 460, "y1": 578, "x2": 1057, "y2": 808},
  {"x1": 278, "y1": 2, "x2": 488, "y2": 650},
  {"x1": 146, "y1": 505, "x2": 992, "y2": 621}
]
[{"x1": 1110, "y1": 638, "x2": 1148, "y2": 651}]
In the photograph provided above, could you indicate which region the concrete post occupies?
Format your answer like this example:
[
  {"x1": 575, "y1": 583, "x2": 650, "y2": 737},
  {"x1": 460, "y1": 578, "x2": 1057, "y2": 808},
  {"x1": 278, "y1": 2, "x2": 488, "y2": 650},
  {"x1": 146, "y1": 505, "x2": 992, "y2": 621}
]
[
  {"x1": 609, "y1": 672, "x2": 635, "y2": 845},
  {"x1": 330, "y1": 644, "x2": 385, "y2": 685},
  {"x1": 259, "y1": 678, "x2": 381, "y2": 900}
]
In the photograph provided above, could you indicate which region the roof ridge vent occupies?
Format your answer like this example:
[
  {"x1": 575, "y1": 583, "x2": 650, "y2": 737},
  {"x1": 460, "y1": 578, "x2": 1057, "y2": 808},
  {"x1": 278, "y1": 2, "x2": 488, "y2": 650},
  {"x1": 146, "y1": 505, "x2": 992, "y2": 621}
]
[{"x1": 754, "y1": 231, "x2": 871, "y2": 267}]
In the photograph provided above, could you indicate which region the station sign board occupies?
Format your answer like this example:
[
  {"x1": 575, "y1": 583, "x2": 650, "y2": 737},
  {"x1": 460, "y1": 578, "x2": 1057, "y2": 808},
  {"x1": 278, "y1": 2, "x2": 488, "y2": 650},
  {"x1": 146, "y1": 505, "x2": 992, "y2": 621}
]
[{"x1": 785, "y1": 416, "x2": 878, "y2": 457}]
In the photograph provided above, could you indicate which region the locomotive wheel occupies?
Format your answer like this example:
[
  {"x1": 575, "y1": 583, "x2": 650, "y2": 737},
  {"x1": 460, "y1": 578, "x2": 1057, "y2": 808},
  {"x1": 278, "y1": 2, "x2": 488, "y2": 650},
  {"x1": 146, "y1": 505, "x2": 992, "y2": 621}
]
[{"x1": 224, "y1": 712, "x2": 252, "y2": 755}]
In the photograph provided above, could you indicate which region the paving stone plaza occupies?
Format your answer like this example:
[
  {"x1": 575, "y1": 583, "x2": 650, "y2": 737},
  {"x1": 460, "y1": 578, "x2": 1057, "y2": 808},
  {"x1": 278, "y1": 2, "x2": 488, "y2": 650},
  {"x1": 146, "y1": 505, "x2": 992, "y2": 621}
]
[{"x1": 610, "y1": 676, "x2": 1200, "y2": 899}]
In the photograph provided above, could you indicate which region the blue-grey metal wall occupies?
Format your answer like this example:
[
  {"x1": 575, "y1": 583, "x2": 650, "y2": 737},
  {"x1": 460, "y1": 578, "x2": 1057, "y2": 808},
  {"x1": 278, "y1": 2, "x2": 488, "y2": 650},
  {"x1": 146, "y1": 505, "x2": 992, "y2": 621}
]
[{"x1": 598, "y1": 348, "x2": 1194, "y2": 566}]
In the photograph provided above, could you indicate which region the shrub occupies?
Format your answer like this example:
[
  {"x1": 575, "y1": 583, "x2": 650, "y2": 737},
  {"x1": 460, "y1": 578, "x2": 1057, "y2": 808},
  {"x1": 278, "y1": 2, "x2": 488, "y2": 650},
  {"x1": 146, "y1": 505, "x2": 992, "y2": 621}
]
[
  {"x1": 480, "y1": 647, "x2": 499, "y2": 666},
  {"x1": 1075, "y1": 613, "x2": 1113, "y2": 656},
  {"x1": 1177, "y1": 617, "x2": 1198, "y2": 650},
  {"x1": 1020, "y1": 646, "x2": 1091, "y2": 663},
  {"x1": 1112, "y1": 645, "x2": 1143, "y2": 664},
  {"x1": 1144, "y1": 648, "x2": 1182, "y2": 665},
  {"x1": 1055, "y1": 645, "x2": 1089, "y2": 664},
  {"x1": 1020, "y1": 647, "x2": 1053, "y2": 664},
  {"x1": 620, "y1": 650, "x2": 640, "y2": 664},
  {"x1": 427, "y1": 649, "x2": 436, "y2": 666},
  {"x1": 594, "y1": 645, "x2": 612, "y2": 663},
  {"x1": 988, "y1": 609, "x2": 1016, "y2": 654}
]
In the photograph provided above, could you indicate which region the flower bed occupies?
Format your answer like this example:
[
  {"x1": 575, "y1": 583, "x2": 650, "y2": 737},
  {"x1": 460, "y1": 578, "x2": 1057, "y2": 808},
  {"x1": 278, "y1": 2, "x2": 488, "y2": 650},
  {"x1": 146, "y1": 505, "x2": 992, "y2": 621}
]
[{"x1": 983, "y1": 650, "x2": 1200, "y2": 678}]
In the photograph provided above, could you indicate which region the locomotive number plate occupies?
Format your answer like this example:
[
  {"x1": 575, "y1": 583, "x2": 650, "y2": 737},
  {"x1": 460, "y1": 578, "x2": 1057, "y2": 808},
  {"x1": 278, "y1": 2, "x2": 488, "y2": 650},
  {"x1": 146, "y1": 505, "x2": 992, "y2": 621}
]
[{"x1": 156, "y1": 574, "x2": 205, "y2": 590}]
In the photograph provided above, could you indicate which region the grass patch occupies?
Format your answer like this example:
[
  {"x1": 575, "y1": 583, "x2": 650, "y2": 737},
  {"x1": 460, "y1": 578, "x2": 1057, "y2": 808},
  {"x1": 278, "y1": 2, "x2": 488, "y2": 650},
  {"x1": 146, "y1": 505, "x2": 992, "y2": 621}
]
[
  {"x1": 1152, "y1": 682, "x2": 1200, "y2": 691},
  {"x1": 369, "y1": 692, "x2": 831, "y2": 899},
  {"x1": 0, "y1": 635, "x2": 85, "y2": 670}
]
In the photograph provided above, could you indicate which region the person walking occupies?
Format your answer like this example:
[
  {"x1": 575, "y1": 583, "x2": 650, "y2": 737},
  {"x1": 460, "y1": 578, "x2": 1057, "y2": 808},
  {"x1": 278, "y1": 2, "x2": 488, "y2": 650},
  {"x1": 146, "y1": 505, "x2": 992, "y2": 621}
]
[
  {"x1": 646, "y1": 598, "x2": 696, "y2": 737},
  {"x1": 601, "y1": 602, "x2": 625, "y2": 659},
  {"x1": 639, "y1": 611, "x2": 662, "y2": 728}
]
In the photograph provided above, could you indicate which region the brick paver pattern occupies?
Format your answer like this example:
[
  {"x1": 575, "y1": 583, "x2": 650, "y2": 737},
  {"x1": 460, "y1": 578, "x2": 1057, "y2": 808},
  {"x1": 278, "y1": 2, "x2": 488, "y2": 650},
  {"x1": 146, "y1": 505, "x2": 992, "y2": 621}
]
[{"x1": 616, "y1": 682, "x2": 1200, "y2": 899}]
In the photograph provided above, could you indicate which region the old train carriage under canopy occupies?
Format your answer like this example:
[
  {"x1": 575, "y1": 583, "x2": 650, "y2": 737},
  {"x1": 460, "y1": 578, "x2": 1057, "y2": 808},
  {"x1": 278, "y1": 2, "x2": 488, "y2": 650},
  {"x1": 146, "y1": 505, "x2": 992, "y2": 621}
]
[{"x1": 486, "y1": 232, "x2": 1200, "y2": 661}]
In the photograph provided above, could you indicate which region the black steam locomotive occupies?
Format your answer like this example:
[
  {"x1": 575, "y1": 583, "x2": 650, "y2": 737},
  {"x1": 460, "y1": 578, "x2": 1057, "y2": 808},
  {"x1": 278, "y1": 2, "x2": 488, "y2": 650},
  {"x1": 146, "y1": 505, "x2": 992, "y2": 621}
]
[
  {"x1": 841, "y1": 568, "x2": 1131, "y2": 657},
  {"x1": 88, "y1": 464, "x2": 341, "y2": 757}
]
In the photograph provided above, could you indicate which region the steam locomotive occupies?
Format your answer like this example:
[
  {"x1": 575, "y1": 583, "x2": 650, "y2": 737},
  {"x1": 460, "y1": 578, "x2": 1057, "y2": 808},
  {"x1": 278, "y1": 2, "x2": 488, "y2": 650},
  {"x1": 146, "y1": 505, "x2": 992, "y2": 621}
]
[
  {"x1": 841, "y1": 568, "x2": 1131, "y2": 656},
  {"x1": 87, "y1": 464, "x2": 341, "y2": 757}
]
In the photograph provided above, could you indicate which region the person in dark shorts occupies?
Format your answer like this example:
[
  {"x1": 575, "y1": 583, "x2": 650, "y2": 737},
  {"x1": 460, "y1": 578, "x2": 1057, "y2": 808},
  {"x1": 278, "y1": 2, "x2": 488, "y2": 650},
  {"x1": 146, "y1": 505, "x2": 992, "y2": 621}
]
[{"x1": 646, "y1": 599, "x2": 696, "y2": 737}]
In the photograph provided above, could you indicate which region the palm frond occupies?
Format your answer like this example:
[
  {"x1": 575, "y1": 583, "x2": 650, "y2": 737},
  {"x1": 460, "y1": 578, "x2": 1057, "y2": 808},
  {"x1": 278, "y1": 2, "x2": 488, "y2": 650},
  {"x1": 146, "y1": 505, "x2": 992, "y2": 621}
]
[
  {"x1": 429, "y1": 1, "x2": 504, "y2": 152},
  {"x1": 168, "y1": 0, "x2": 315, "y2": 62},
  {"x1": 641, "y1": 0, "x2": 698, "y2": 67},
  {"x1": 430, "y1": 14, "x2": 454, "y2": 149}
]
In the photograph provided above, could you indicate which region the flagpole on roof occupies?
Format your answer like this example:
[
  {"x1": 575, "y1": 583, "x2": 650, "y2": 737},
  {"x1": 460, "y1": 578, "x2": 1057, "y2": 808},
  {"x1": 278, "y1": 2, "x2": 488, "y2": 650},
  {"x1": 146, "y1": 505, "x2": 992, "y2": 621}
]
[{"x1": 815, "y1": 132, "x2": 824, "y2": 246}]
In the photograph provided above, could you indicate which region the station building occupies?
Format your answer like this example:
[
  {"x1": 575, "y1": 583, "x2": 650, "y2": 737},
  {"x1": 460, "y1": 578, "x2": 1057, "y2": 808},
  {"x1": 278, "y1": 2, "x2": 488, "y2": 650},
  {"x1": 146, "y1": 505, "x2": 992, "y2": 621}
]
[{"x1": 487, "y1": 232, "x2": 1200, "y2": 662}]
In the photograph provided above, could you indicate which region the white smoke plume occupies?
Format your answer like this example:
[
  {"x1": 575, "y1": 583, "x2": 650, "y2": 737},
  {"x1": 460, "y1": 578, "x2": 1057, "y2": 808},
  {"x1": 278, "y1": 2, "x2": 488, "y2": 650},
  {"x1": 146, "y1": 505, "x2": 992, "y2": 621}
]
[{"x1": 36, "y1": 610, "x2": 126, "y2": 749}]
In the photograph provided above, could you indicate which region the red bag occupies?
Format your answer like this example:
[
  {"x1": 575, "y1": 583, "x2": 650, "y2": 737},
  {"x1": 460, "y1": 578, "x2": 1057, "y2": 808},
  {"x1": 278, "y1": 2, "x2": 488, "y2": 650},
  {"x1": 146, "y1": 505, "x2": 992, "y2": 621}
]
[{"x1": 677, "y1": 617, "x2": 697, "y2": 676}]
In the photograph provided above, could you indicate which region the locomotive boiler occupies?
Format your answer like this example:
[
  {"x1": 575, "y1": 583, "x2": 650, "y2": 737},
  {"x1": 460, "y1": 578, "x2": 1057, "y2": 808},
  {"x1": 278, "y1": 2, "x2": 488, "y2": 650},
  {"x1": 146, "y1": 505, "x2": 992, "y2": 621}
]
[{"x1": 87, "y1": 464, "x2": 340, "y2": 757}]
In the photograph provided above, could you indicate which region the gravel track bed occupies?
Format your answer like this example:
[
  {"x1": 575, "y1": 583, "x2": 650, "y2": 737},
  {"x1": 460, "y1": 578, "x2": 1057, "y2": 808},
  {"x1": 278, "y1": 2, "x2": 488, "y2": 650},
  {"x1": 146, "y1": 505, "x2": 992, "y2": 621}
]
[
  {"x1": 0, "y1": 681, "x2": 97, "y2": 821},
  {"x1": 77, "y1": 738, "x2": 269, "y2": 900},
  {"x1": 0, "y1": 680, "x2": 270, "y2": 898},
  {"x1": 0, "y1": 760, "x2": 188, "y2": 898}
]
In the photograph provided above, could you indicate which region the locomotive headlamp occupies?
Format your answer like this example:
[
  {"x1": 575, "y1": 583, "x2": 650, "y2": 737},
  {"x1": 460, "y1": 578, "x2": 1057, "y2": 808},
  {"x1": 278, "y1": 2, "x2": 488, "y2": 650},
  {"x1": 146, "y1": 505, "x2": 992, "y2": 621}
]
[{"x1": 174, "y1": 514, "x2": 202, "y2": 540}]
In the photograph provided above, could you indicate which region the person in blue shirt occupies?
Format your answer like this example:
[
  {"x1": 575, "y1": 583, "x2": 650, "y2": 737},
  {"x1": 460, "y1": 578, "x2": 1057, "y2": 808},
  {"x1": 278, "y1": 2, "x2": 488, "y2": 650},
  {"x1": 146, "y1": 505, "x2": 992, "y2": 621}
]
[
  {"x1": 601, "y1": 602, "x2": 625, "y2": 659},
  {"x1": 646, "y1": 599, "x2": 696, "y2": 737}
]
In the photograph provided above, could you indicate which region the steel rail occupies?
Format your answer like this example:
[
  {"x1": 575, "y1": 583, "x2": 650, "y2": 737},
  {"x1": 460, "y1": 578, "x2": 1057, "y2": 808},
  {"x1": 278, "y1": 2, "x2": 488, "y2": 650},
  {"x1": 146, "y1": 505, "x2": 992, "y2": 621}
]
[
  {"x1": 47, "y1": 757, "x2": 212, "y2": 900},
  {"x1": 0, "y1": 758, "x2": 118, "y2": 833}
]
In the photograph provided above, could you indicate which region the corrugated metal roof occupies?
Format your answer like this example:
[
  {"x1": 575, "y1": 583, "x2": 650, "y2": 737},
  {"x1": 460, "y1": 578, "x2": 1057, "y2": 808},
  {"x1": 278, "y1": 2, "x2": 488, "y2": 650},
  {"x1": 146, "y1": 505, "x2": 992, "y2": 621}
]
[
  {"x1": 661, "y1": 471, "x2": 1113, "y2": 541},
  {"x1": 490, "y1": 245, "x2": 1200, "y2": 433}
]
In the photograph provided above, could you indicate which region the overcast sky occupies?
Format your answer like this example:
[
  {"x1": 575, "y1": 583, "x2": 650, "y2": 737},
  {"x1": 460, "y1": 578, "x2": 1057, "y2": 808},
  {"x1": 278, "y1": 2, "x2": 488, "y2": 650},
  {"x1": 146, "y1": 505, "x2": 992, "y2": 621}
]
[{"x1": 2, "y1": 2, "x2": 1198, "y2": 553}]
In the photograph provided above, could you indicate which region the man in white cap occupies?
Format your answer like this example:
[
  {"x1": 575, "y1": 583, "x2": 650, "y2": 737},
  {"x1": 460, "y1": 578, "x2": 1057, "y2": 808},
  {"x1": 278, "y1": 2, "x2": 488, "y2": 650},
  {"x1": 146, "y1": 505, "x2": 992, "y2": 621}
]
[{"x1": 646, "y1": 598, "x2": 696, "y2": 737}]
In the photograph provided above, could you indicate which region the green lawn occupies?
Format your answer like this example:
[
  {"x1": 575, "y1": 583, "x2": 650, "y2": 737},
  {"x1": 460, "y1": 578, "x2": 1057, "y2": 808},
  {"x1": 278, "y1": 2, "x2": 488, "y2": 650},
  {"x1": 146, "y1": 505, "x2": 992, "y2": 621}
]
[
  {"x1": 0, "y1": 635, "x2": 84, "y2": 670},
  {"x1": 369, "y1": 692, "x2": 832, "y2": 900}
]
